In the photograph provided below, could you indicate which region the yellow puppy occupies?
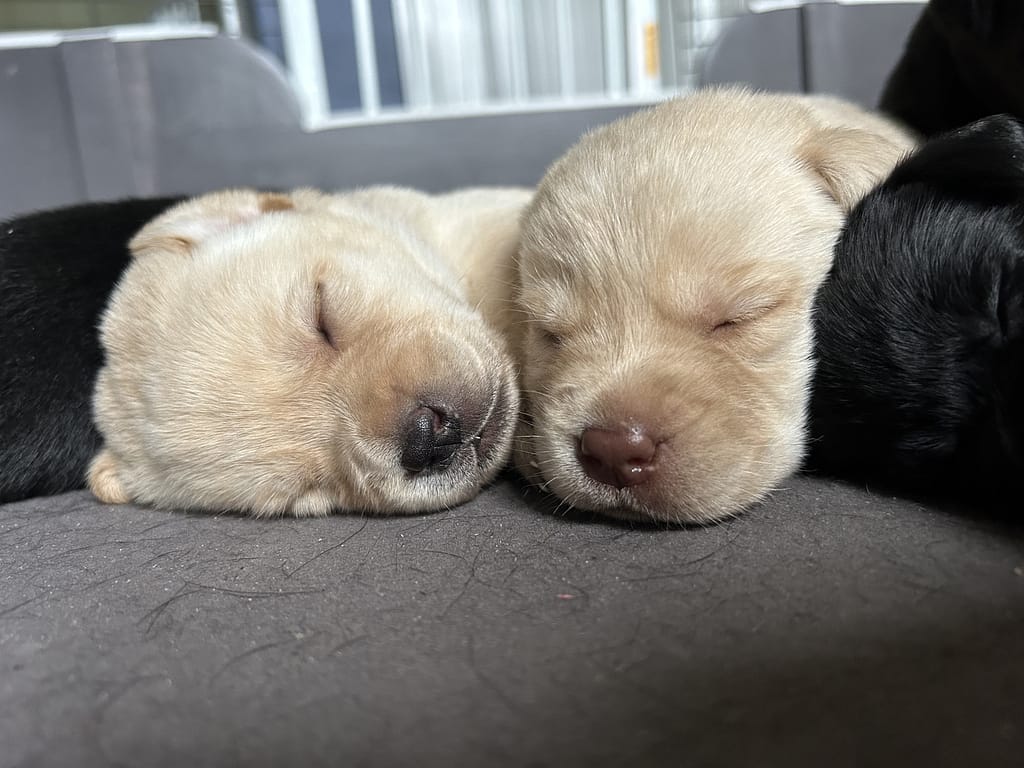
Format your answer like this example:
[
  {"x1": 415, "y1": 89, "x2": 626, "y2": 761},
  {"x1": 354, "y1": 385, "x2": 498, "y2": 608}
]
[
  {"x1": 89, "y1": 185, "x2": 531, "y2": 516},
  {"x1": 513, "y1": 87, "x2": 917, "y2": 524}
]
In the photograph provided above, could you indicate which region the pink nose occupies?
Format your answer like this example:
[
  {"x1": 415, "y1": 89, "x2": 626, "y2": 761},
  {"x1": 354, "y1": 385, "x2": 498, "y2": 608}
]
[{"x1": 578, "y1": 425, "x2": 658, "y2": 489}]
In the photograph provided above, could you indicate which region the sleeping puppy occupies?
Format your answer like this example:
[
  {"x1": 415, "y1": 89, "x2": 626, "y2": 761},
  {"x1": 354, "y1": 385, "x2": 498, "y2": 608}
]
[
  {"x1": 0, "y1": 197, "x2": 181, "y2": 502},
  {"x1": 880, "y1": 0, "x2": 1024, "y2": 136},
  {"x1": 89, "y1": 185, "x2": 530, "y2": 516},
  {"x1": 809, "y1": 114, "x2": 1024, "y2": 507},
  {"x1": 513, "y1": 87, "x2": 916, "y2": 524}
]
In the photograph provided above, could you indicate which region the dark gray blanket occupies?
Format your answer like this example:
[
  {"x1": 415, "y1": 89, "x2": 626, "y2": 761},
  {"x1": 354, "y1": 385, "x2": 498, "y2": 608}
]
[{"x1": 3, "y1": 475, "x2": 1021, "y2": 767}]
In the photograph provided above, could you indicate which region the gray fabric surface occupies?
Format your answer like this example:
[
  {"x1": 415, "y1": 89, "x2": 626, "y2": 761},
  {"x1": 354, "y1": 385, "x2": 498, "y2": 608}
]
[{"x1": 3, "y1": 475, "x2": 1022, "y2": 767}]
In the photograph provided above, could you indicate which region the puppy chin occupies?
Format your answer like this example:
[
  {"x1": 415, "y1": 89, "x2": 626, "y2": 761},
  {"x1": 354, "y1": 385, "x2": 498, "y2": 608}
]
[
  {"x1": 518, "y1": 399, "x2": 803, "y2": 525},
  {"x1": 532, "y1": 440, "x2": 793, "y2": 525}
]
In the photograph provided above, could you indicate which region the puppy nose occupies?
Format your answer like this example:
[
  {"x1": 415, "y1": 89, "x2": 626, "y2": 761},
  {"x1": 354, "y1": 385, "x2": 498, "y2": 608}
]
[
  {"x1": 401, "y1": 405, "x2": 462, "y2": 473},
  {"x1": 578, "y1": 425, "x2": 658, "y2": 489}
]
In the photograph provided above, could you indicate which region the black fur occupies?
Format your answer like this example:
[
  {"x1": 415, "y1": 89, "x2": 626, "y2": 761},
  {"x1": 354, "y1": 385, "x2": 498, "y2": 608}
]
[
  {"x1": 0, "y1": 197, "x2": 181, "y2": 502},
  {"x1": 880, "y1": 0, "x2": 1024, "y2": 136},
  {"x1": 808, "y1": 115, "x2": 1024, "y2": 508}
]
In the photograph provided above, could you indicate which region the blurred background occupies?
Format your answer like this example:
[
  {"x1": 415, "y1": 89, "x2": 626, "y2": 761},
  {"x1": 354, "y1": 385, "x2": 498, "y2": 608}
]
[
  {"x1": 0, "y1": 0, "x2": 926, "y2": 218},
  {"x1": 0, "y1": 0, "x2": 760, "y2": 126}
]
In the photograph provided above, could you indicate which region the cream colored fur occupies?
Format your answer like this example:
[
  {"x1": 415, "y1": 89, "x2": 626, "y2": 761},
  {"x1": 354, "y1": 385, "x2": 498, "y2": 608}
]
[
  {"x1": 513, "y1": 87, "x2": 918, "y2": 524},
  {"x1": 89, "y1": 185, "x2": 531, "y2": 516}
]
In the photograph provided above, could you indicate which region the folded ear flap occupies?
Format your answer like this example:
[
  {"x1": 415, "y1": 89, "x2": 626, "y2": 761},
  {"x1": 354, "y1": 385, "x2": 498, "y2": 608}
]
[
  {"x1": 800, "y1": 127, "x2": 912, "y2": 212},
  {"x1": 129, "y1": 189, "x2": 295, "y2": 258},
  {"x1": 884, "y1": 115, "x2": 1024, "y2": 203}
]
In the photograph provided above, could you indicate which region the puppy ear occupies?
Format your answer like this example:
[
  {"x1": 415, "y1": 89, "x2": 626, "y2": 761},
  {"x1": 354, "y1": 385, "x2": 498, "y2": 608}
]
[
  {"x1": 129, "y1": 189, "x2": 295, "y2": 258},
  {"x1": 885, "y1": 115, "x2": 1024, "y2": 203},
  {"x1": 87, "y1": 449, "x2": 132, "y2": 505},
  {"x1": 800, "y1": 128, "x2": 911, "y2": 212}
]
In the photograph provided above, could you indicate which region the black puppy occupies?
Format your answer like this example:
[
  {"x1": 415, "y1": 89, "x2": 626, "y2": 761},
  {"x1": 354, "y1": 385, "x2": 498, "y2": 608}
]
[
  {"x1": 808, "y1": 115, "x2": 1024, "y2": 508},
  {"x1": 880, "y1": 0, "x2": 1024, "y2": 136},
  {"x1": 0, "y1": 197, "x2": 181, "y2": 502}
]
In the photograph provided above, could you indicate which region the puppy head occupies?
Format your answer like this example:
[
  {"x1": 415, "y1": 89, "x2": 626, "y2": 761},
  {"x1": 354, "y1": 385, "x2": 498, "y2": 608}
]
[
  {"x1": 90, "y1": 188, "x2": 519, "y2": 516},
  {"x1": 514, "y1": 89, "x2": 916, "y2": 523},
  {"x1": 810, "y1": 115, "x2": 1024, "y2": 496},
  {"x1": 884, "y1": 113, "x2": 1024, "y2": 203}
]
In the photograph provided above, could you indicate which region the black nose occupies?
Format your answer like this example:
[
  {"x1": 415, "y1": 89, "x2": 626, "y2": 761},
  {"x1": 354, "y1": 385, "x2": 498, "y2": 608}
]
[{"x1": 401, "y1": 404, "x2": 462, "y2": 473}]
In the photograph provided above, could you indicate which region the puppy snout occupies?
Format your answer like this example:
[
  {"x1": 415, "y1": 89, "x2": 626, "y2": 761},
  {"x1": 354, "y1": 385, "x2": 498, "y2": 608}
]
[
  {"x1": 578, "y1": 424, "x2": 658, "y2": 489},
  {"x1": 401, "y1": 404, "x2": 462, "y2": 474}
]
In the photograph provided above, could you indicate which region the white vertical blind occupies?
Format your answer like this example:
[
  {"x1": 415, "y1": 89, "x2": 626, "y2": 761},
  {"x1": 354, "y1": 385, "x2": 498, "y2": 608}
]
[
  {"x1": 277, "y1": 0, "x2": 330, "y2": 124},
  {"x1": 278, "y1": 0, "x2": 759, "y2": 123},
  {"x1": 350, "y1": 0, "x2": 381, "y2": 115}
]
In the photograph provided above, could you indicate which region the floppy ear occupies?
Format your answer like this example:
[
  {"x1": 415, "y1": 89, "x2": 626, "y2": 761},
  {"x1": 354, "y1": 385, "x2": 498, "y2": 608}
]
[
  {"x1": 129, "y1": 189, "x2": 295, "y2": 258},
  {"x1": 800, "y1": 127, "x2": 912, "y2": 212},
  {"x1": 884, "y1": 114, "x2": 1024, "y2": 203}
]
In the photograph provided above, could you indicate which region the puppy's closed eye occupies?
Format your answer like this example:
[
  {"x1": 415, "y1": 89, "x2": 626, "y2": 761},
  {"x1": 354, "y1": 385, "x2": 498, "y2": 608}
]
[
  {"x1": 710, "y1": 300, "x2": 782, "y2": 335},
  {"x1": 540, "y1": 328, "x2": 565, "y2": 348},
  {"x1": 712, "y1": 317, "x2": 743, "y2": 332},
  {"x1": 533, "y1": 321, "x2": 567, "y2": 349},
  {"x1": 314, "y1": 282, "x2": 339, "y2": 351}
]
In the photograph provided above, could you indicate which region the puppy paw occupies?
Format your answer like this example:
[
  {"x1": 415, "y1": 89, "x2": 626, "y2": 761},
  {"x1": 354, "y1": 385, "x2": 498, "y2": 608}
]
[
  {"x1": 288, "y1": 489, "x2": 336, "y2": 517},
  {"x1": 87, "y1": 449, "x2": 131, "y2": 505}
]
